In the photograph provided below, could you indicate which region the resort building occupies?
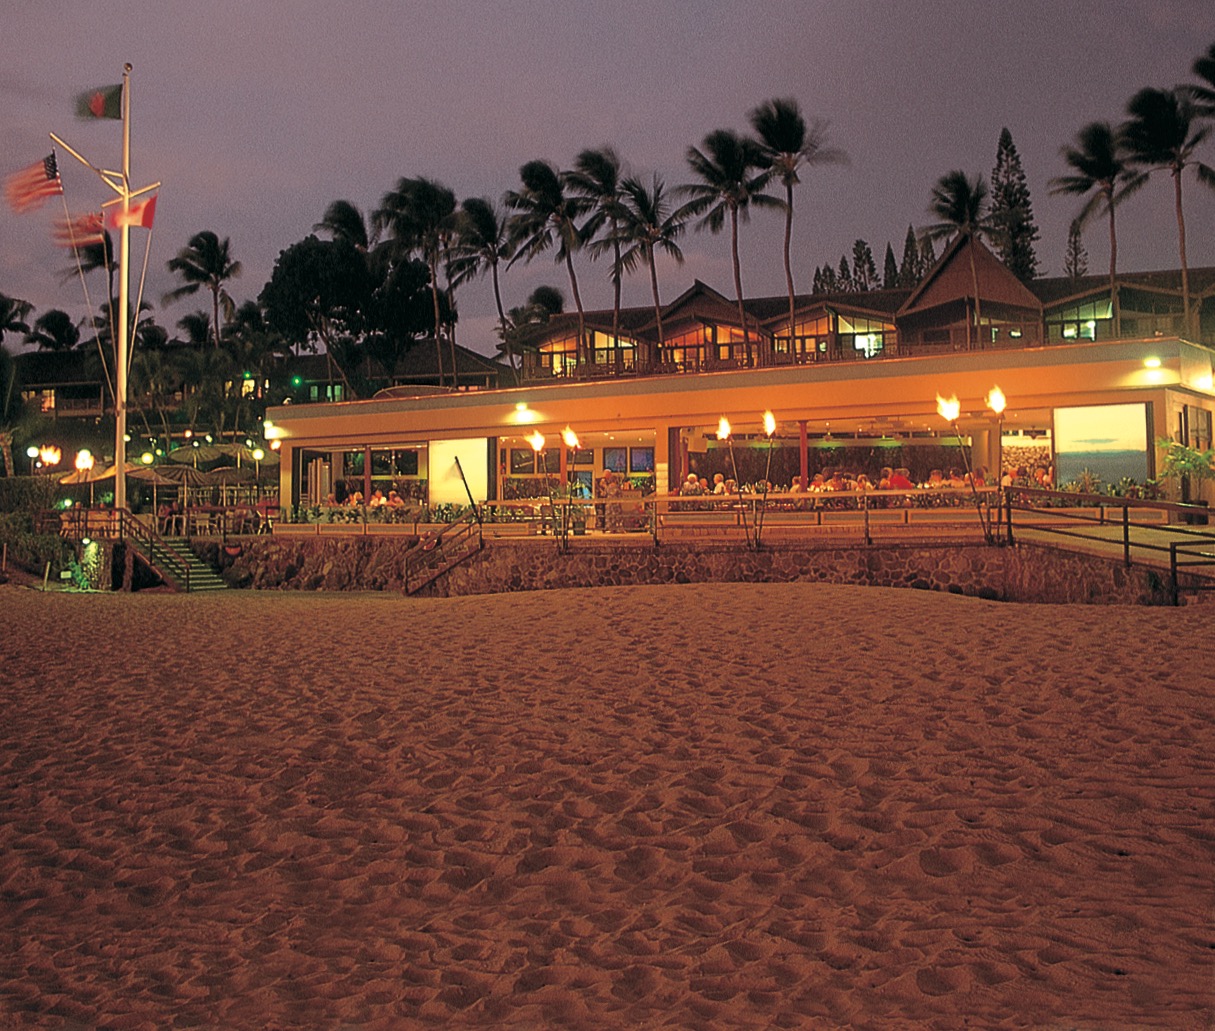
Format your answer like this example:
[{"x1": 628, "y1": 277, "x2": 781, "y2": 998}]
[{"x1": 266, "y1": 238, "x2": 1215, "y2": 511}]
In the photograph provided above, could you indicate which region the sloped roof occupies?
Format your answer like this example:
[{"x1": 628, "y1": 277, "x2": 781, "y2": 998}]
[{"x1": 898, "y1": 234, "x2": 1042, "y2": 318}]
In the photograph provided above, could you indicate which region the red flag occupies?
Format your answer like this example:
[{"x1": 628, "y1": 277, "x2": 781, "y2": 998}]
[
  {"x1": 104, "y1": 194, "x2": 157, "y2": 230},
  {"x1": 53, "y1": 212, "x2": 106, "y2": 248},
  {"x1": 4, "y1": 154, "x2": 63, "y2": 213}
]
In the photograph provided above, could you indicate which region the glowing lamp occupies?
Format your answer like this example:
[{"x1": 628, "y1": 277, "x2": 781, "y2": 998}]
[
  {"x1": 1143, "y1": 356, "x2": 1161, "y2": 369},
  {"x1": 75, "y1": 449, "x2": 95, "y2": 472},
  {"x1": 140, "y1": 452, "x2": 154, "y2": 465},
  {"x1": 26, "y1": 446, "x2": 39, "y2": 459},
  {"x1": 252, "y1": 448, "x2": 265, "y2": 462}
]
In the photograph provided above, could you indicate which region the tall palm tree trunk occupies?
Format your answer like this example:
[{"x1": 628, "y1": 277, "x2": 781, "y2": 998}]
[
  {"x1": 1107, "y1": 188, "x2": 1120, "y2": 336},
  {"x1": 967, "y1": 243, "x2": 981, "y2": 350},
  {"x1": 428, "y1": 261, "x2": 446, "y2": 388},
  {"x1": 647, "y1": 244, "x2": 665, "y2": 368},
  {"x1": 211, "y1": 288, "x2": 223, "y2": 349},
  {"x1": 612, "y1": 232, "x2": 623, "y2": 373},
  {"x1": 564, "y1": 252, "x2": 588, "y2": 369},
  {"x1": 729, "y1": 205, "x2": 750, "y2": 366},
  {"x1": 783, "y1": 182, "x2": 796, "y2": 359},
  {"x1": 1172, "y1": 169, "x2": 1191, "y2": 339}
]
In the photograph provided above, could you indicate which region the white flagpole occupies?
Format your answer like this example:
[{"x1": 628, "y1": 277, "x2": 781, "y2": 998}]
[{"x1": 114, "y1": 64, "x2": 133, "y2": 512}]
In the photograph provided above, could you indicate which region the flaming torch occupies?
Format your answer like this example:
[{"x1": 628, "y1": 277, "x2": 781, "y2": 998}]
[
  {"x1": 755, "y1": 410, "x2": 777, "y2": 548},
  {"x1": 716, "y1": 416, "x2": 752, "y2": 548},
  {"x1": 936, "y1": 393, "x2": 992, "y2": 544}
]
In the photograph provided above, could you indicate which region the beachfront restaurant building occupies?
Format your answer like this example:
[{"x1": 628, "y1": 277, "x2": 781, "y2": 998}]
[{"x1": 265, "y1": 239, "x2": 1215, "y2": 514}]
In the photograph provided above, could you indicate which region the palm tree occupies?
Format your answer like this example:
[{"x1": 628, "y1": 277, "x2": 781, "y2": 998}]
[
  {"x1": 1049, "y1": 122, "x2": 1146, "y2": 336},
  {"x1": 1121, "y1": 87, "x2": 1215, "y2": 340},
  {"x1": 375, "y1": 177, "x2": 459, "y2": 386},
  {"x1": 678, "y1": 129, "x2": 779, "y2": 365},
  {"x1": 450, "y1": 198, "x2": 515, "y2": 367},
  {"x1": 566, "y1": 147, "x2": 627, "y2": 368},
  {"x1": 505, "y1": 160, "x2": 593, "y2": 366},
  {"x1": 25, "y1": 308, "x2": 80, "y2": 351},
  {"x1": 0, "y1": 343, "x2": 33, "y2": 477},
  {"x1": 1187, "y1": 42, "x2": 1215, "y2": 116},
  {"x1": 0, "y1": 294, "x2": 32, "y2": 347},
  {"x1": 314, "y1": 200, "x2": 371, "y2": 251},
  {"x1": 164, "y1": 231, "x2": 242, "y2": 349},
  {"x1": 749, "y1": 98, "x2": 847, "y2": 347},
  {"x1": 617, "y1": 174, "x2": 686, "y2": 365},
  {"x1": 924, "y1": 170, "x2": 991, "y2": 349}
]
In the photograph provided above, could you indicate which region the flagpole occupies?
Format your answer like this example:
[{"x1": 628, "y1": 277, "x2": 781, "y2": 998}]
[{"x1": 114, "y1": 63, "x2": 132, "y2": 512}]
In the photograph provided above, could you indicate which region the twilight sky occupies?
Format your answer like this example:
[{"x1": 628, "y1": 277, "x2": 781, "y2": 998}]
[{"x1": 3, "y1": 0, "x2": 1213, "y2": 357}]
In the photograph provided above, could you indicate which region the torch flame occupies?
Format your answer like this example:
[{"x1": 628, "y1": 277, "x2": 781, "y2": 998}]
[
  {"x1": 526, "y1": 431, "x2": 545, "y2": 452},
  {"x1": 936, "y1": 394, "x2": 960, "y2": 424},
  {"x1": 75, "y1": 449, "x2": 94, "y2": 472},
  {"x1": 716, "y1": 416, "x2": 732, "y2": 441},
  {"x1": 986, "y1": 385, "x2": 1007, "y2": 415},
  {"x1": 39, "y1": 445, "x2": 62, "y2": 467},
  {"x1": 561, "y1": 426, "x2": 580, "y2": 450},
  {"x1": 762, "y1": 410, "x2": 776, "y2": 437}
]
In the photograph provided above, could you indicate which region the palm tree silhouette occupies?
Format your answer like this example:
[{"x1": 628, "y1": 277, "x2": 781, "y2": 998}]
[
  {"x1": 749, "y1": 98, "x2": 846, "y2": 349},
  {"x1": 314, "y1": 200, "x2": 371, "y2": 252},
  {"x1": 1121, "y1": 87, "x2": 1214, "y2": 340},
  {"x1": 164, "y1": 231, "x2": 242, "y2": 349},
  {"x1": 925, "y1": 170, "x2": 991, "y2": 350},
  {"x1": 450, "y1": 198, "x2": 515, "y2": 368},
  {"x1": 1187, "y1": 42, "x2": 1215, "y2": 116},
  {"x1": 26, "y1": 308, "x2": 81, "y2": 351},
  {"x1": 678, "y1": 129, "x2": 779, "y2": 366},
  {"x1": 1050, "y1": 122, "x2": 1146, "y2": 336},
  {"x1": 566, "y1": 147, "x2": 628, "y2": 369},
  {"x1": 505, "y1": 160, "x2": 593, "y2": 368},
  {"x1": 375, "y1": 177, "x2": 459, "y2": 387},
  {"x1": 618, "y1": 174, "x2": 686, "y2": 365}
]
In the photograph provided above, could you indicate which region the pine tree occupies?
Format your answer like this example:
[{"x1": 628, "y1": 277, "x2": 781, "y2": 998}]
[
  {"x1": 813, "y1": 263, "x2": 837, "y2": 293},
  {"x1": 989, "y1": 127, "x2": 1041, "y2": 282},
  {"x1": 882, "y1": 242, "x2": 898, "y2": 289},
  {"x1": 851, "y1": 240, "x2": 877, "y2": 291},
  {"x1": 898, "y1": 225, "x2": 921, "y2": 287},
  {"x1": 1064, "y1": 219, "x2": 1089, "y2": 281},
  {"x1": 837, "y1": 255, "x2": 854, "y2": 292}
]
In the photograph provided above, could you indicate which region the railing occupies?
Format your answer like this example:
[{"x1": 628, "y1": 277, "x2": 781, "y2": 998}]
[
  {"x1": 1004, "y1": 487, "x2": 1215, "y2": 603},
  {"x1": 54, "y1": 506, "x2": 193, "y2": 591},
  {"x1": 402, "y1": 507, "x2": 484, "y2": 594}
]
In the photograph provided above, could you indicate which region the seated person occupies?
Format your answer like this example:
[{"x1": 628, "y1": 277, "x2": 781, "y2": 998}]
[
  {"x1": 368, "y1": 489, "x2": 386, "y2": 507},
  {"x1": 926, "y1": 469, "x2": 945, "y2": 488},
  {"x1": 386, "y1": 489, "x2": 406, "y2": 508},
  {"x1": 889, "y1": 467, "x2": 915, "y2": 489},
  {"x1": 680, "y1": 472, "x2": 703, "y2": 496},
  {"x1": 712, "y1": 473, "x2": 726, "y2": 495}
]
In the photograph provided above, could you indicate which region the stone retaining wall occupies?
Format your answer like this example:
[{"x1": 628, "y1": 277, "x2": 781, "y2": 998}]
[{"x1": 210, "y1": 535, "x2": 1189, "y2": 606}]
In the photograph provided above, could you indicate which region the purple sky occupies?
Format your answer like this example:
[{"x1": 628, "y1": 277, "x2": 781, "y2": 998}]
[{"x1": 3, "y1": 0, "x2": 1213, "y2": 357}]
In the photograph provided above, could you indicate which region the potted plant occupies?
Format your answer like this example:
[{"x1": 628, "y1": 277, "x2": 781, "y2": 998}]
[{"x1": 1156, "y1": 438, "x2": 1215, "y2": 524}]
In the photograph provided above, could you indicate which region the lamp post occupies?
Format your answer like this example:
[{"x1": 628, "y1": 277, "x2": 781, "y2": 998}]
[
  {"x1": 716, "y1": 416, "x2": 752, "y2": 549},
  {"x1": 936, "y1": 394, "x2": 992, "y2": 545}
]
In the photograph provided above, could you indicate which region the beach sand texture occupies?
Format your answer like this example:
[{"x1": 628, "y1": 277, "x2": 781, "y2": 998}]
[{"x1": 1, "y1": 582, "x2": 1212, "y2": 1029}]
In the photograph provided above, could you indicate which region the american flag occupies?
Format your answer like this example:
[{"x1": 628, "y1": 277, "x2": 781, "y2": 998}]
[
  {"x1": 4, "y1": 154, "x2": 63, "y2": 214},
  {"x1": 53, "y1": 211, "x2": 106, "y2": 248}
]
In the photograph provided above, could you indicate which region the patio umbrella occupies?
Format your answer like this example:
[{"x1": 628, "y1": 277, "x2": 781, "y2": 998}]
[
  {"x1": 205, "y1": 464, "x2": 257, "y2": 505},
  {"x1": 167, "y1": 444, "x2": 226, "y2": 468}
]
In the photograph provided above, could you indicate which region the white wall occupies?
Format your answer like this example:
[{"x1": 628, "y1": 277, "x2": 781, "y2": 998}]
[{"x1": 428, "y1": 438, "x2": 488, "y2": 506}]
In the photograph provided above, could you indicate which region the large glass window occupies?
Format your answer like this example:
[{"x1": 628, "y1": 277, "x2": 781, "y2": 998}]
[
  {"x1": 1047, "y1": 298, "x2": 1113, "y2": 342},
  {"x1": 837, "y1": 314, "x2": 894, "y2": 358},
  {"x1": 539, "y1": 332, "x2": 579, "y2": 376}
]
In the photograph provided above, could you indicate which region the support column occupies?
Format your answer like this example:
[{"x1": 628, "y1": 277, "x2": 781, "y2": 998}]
[{"x1": 798, "y1": 420, "x2": 809, "y2": 487}]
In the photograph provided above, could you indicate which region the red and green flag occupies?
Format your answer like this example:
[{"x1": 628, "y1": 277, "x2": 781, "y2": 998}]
[{"x1": 75, "y1": 84, "x2": 123, "y2": 119}]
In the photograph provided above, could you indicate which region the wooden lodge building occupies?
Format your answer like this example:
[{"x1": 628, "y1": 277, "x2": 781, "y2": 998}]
[{"x1": 266, "y1": 237, "x2": 1215, "y2": 512}]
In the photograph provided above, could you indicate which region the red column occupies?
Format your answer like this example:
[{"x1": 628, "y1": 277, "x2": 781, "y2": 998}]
[{"x1": 799, "y1": 420, "x2": 809, "y2": 486}]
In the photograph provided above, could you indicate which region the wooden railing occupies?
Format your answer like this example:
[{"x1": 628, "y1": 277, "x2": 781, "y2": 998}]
[{"x1": 402, "y1": 507, "x2": 484, "y2": 595}]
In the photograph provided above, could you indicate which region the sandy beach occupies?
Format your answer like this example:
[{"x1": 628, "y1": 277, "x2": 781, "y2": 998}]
[{"x1": 1, "y1": 581, "x2": 1212, "y2": 1029}]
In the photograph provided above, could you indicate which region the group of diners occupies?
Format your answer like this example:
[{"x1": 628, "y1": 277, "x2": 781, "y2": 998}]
[{"x1": 677, "y1": 465, "x2": 996, "y2": 497}]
